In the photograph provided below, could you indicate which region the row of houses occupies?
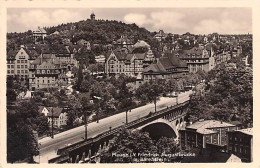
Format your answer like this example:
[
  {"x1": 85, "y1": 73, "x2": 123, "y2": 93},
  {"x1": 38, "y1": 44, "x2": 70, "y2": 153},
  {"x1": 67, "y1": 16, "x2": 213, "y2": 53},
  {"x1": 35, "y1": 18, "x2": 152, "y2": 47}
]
[
  {"x1": 179, "y1": 120, "x2": 253, "y2": 162},
  {"x1": 7, "y1": 45, "x2": 79, "y2": 90},
  {"x1": 104, "y1": 38, "x2": 238, "y2": 82}
]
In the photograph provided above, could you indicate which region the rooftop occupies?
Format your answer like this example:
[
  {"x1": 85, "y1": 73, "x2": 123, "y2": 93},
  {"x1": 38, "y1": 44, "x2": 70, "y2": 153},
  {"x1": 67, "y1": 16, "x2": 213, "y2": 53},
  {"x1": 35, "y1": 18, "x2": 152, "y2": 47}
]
[
  {"x1": 236, "y1": 128, "x2": 253, "y2": 136},
  {"x1": 186, "y1": 120, "x2": 236, "y2": 134}
]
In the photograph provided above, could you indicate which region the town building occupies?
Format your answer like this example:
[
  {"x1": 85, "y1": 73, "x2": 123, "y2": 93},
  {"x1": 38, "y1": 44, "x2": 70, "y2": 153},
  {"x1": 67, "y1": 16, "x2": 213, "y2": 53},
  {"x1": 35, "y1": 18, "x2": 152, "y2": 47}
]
[
  {"x1": 33, "y1": 26, "x2": 47, "y2": 40},
  {"x1": 227, "y1": 128, "x2": 253, "y2": 162},
  {"x1": 77, "y1": 39, "x2": 91, "y2": 50},
  {"x1": 105, "y1": 50, "x2": 126, "y2": 76},
  {"x1": 47, "y1": 107, "x2": 68, "y2": 128},
  {"x1": 95, "y1": 55, "x2": 106, "y2": 64},
  {"x1": 176, "y1": 46, "x2": 215, "y2": 73},
  {"x1": 154, "y1": 30, "x2": 168, "y2": 41},
  {"x1": 143, "y1": 52, "x2": 188, "y2": 82},
  {"x1": 29, "y1": 53, "x2": 68, "y2": 90},
  {"x1": 113, "y1": 35, "x2": 134, "y2": 50},
  {"x1": 179, "y1": 120, "x2": 239, "y2": 150},
  {"x1": 7, "y1": 50, "x2": 16, "y2": 77},
  {"x1": 105, "y1": 40, "x2": 156, "y2": 78},
  {"x1": 214, "y1": 50, "x2": 232, "y2": 65},
  {"x1": 7, "y1": 45, "x2": 38, "y2": 79}
]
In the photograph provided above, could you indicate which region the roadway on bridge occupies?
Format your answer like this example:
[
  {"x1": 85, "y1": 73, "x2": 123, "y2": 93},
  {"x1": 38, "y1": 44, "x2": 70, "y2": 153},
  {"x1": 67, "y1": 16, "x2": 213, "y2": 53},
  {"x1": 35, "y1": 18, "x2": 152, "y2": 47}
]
[{"x1": 35, "y1": 90, "x2": 192, "y2": 163}]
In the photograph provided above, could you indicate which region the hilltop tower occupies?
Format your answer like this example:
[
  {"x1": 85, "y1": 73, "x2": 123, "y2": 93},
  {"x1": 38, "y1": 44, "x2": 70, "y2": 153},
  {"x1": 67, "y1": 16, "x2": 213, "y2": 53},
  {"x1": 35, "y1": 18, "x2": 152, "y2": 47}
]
[{"x1": 90, "y1": 12, "x2": 95, "y2": 20}]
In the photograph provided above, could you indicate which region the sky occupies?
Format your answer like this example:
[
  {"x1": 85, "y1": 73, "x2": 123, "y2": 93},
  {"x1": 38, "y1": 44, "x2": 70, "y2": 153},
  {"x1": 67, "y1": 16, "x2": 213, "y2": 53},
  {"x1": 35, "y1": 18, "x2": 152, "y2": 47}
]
[{"x1": 7, "y1": 8, "x2": 252, "y2": 35}]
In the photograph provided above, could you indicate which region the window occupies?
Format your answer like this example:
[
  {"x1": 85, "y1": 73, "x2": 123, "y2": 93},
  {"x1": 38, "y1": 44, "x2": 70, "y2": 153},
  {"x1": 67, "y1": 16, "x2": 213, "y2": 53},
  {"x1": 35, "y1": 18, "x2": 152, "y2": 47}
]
[
  {"x1": 17, "y1": 65, "x2": 20, "y2": 68},
  {"x1": 25, "y1": 65, "x2": 27, "y2": 68},
  {"x1": 17, "y1": 70, "x2": 20, "y2": 74},
  {"x1": 25, "y1": 70, "x2": 28, "y2": 73},
  {"x1": 7, "y1": 65, "x2": 10, "y2": 68},
  {"x1": 11, "y1": 70, "x2": 14, "y2": 73},
  {"x1": 48, "y1": 80, "x2": 50, "y2": 83},
  {"x1": 24, "y1": 60, "x2": 27, "y2": 63},
  {"x1": 17, "y1": 60, "x2": 20, "y2": 63},
  {"x1": 42, "y1": 70, "x2": 45, "y2": 74},
  {"x1": 7, "y1": 70, "x2": 10, "y2": 74},
  {"x1": 47, "y1": 70, "x2": 50, "y2": 74},
  {"x1": 21, "y1": 70, "x2": 24, "y2": 74},
  {"x1": 11, "y1": 65, "x2": 14, "y2": 68},
  {"x1": 21, "y1": 60, "x2": 24, "y2": 63},
  {"x1": 21, "y1": 65, "x2": 24, "y2": 68}
]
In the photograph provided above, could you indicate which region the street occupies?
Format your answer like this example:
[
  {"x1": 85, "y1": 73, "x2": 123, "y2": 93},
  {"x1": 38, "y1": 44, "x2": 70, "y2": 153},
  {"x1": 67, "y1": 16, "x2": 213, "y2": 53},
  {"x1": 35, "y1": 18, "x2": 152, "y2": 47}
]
[{"x1": 35, "y1": 90, "x2": 192, "y2": 163}]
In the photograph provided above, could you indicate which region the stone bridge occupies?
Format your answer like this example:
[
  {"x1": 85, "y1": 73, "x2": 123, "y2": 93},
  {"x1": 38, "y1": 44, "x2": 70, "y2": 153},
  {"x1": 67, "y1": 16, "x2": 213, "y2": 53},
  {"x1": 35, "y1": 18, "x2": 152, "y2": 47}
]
[{"x1": 48, "y1": 100, "x2": 189, "y2": 163}]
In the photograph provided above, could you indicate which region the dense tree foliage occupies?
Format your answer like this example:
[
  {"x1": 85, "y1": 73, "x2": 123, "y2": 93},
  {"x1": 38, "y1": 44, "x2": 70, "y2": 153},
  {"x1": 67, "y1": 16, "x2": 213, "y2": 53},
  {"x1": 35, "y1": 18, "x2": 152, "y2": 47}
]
[
  {"x1": 100, "y1": 128, "x2": 180, "y2": 163},
  {"x1": 188, "y1": 56, "x2": 253, "y2": 127},
  {"x1": 7, "y1": 100, "x2": 49, "y2": 163}
]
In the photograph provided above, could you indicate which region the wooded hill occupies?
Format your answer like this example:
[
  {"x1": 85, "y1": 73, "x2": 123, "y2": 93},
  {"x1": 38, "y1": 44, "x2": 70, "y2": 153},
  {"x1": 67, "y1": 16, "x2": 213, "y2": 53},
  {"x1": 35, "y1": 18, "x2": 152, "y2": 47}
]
[{"x1": 7, "y1": 19, "x2": 159, "y2": 52}]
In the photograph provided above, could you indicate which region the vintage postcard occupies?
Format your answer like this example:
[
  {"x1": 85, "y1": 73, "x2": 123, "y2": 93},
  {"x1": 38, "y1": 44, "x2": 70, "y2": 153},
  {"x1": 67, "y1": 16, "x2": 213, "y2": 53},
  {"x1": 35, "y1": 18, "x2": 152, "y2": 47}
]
[{"x1": 0, "y1": 0, "x2": 259, "y2": 167}]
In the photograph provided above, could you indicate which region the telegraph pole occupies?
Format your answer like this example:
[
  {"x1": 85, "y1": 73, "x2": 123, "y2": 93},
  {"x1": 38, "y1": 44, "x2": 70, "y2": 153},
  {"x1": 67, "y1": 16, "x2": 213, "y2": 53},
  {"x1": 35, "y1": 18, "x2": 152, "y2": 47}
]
[
  {"x1": 84, "y1": 111, "x2": 88, "y2": 140},
  {"x1": 51, "y1": 108, "x2": 54, "y2": 138}
]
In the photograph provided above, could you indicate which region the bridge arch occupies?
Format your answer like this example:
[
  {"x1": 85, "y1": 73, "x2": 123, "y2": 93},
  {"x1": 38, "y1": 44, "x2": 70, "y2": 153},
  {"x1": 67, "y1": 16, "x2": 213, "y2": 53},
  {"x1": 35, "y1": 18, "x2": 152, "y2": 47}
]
[{"x1": 137, "y1": 118, "x2": 178, "y2": 140}]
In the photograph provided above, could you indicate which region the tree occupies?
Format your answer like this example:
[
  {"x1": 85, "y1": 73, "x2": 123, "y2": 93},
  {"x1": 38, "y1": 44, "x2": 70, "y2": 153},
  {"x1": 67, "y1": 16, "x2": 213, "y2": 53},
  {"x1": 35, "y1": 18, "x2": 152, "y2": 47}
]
[
  {"x1": 100, "y1": 128, "x2": 181, "y2": 163},
  {"x1": 100, "y1": 128, "x2": 157, "y2": 163}
]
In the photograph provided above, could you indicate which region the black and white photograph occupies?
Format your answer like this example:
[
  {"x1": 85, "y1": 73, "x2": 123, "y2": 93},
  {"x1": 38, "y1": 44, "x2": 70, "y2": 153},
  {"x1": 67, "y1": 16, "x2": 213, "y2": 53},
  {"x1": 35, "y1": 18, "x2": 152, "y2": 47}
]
[{"x1": 4, "y1": 2, "x2": 255, "y2": 165}]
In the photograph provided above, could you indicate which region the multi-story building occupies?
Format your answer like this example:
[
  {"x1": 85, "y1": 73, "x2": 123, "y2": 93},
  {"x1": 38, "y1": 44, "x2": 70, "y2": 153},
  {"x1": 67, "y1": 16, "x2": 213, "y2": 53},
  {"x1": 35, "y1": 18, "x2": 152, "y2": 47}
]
[
  {"x1": 143, "y1": 52, "x2": 189, "y2": 82},
  {"x1": 214, "y1": 50, "x2": 232, "y2": 65},
  {"x1": 227, "y1": 128, "x2": 253, "y2": 162},
  {"x1": 179, "y1": 120, "x2": 239, "y2": 150},
  {"x1": 177, "y1": 46, "x2": 215, "y2": 73},
  {"x1": 105, "y1": 41, "x2": 156, "y2": 78},
  {"x1": 29, "y1": 53, "x2": 67, "y2": 90},
  {"x1": 33, "y1": 27, "x2": 47, "y2": 40},
  {"x1": 95, "y1": 55, "x2": 106, "y2": 64},
  {"x1": 105, "y1": 50, "x2": 126, "y2": 76},
  {"x1": 124, "y1": 53, "x2": 145, "y2": 77},
  {"x1": 55, "y1": 45, "x2": 78, "y2": 71},
  {"x1": 7, "y1": 45, "x2": 38, "y2": 79},
  {"x1": 7, "y1": 50, "x2": 16, "y2": 77}
]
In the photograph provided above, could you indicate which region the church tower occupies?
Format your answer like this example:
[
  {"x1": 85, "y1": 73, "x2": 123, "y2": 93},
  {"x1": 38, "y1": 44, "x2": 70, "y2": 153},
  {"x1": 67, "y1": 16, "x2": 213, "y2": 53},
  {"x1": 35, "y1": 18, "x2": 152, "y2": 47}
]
[{"x1": 90, "y1": 12, "x2": 95, "y2": 20}]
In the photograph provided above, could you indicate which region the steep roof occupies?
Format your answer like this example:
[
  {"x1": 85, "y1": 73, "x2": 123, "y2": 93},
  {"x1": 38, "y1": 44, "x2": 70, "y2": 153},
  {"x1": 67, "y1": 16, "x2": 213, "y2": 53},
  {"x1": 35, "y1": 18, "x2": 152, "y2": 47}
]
[
  {"x1": 107, "y1": 50, "x2": 127, "y2": 61},
  {"x1": 47, "y1": 107, "x2": 64, "y2": 117},
  {"x1": 34, "y1": 27, "x2": 47, "y2": 34}
]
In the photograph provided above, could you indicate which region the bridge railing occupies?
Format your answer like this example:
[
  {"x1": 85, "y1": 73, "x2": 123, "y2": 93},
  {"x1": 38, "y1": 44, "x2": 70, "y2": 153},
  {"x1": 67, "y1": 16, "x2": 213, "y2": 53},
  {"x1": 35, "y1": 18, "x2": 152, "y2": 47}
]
[{"x1": 50, "y1": 100, "x2": 190, "y2": 163}]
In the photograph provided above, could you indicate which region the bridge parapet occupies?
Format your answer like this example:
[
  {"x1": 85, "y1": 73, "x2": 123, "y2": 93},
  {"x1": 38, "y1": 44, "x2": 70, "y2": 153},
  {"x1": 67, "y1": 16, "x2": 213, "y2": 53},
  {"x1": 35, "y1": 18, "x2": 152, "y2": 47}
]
[{"x1": 49, "y1": 100, "x2": 190, "y2": 163}]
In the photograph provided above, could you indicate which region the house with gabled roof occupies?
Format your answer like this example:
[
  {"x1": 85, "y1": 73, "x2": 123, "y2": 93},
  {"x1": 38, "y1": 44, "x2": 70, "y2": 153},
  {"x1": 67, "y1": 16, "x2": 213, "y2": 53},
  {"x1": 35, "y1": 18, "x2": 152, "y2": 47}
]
[
  {"x1": 175, "y1": 46, "x2": 215, "y2": 73},
  {"x1": 105, "y1": 50, "x2": 127, "y2": 76},
  {"x1": 143, "y1": 52, "x2": 188, "y2": 82},
  {"x1": 7, "y1": 45, "x2": 39, "y2": 79},
  {"x1": 47, "y1": 107, "x2": 68, "y2": 128},
  {"x1": 33, "y1": 26, "x2": 47, "y2": 40}
]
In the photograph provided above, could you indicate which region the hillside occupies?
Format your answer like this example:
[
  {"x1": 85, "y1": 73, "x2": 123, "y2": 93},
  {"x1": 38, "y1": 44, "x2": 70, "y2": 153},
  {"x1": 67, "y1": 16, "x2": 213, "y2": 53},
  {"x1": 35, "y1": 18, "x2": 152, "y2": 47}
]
[{"x1": 7, "y1": 19, "x2": 159, "y2": 53}]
